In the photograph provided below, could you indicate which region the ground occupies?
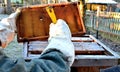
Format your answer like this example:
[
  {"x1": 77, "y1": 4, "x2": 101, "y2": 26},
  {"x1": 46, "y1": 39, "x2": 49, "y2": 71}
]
[
  {"x1": 99, "y1": 35, "x2": 120, "y2": 55},
  {"x1": 87, "y1": 28, "x2": 120, "y2": 55}
]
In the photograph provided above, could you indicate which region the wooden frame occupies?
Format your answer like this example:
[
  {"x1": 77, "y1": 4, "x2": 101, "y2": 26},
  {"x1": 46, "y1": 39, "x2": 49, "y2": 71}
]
[
  {"x1": 72, "y1": 35, "x2": 119, "y2": 67},
  {"x1": 22, "y1": 35, "x2": 120, "y2": 67}
]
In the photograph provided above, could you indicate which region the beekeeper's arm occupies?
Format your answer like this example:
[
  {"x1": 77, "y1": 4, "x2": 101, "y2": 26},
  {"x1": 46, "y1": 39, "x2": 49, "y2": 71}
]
[
  {"x1": 0, "y1": 8, "x2": 21, "y2": 48},
  {"x1": 0, "y1": 48, "x2": 71, "y2": 72},
  {"x1": 0, "y1": 18, "x2": 74, "y2": 72}
]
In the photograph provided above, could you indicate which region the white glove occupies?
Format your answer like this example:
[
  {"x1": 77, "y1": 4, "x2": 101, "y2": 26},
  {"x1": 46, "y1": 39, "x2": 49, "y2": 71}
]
[
  {"x1": 41, "y1": 19, "x2": 75, "y2": 66},
  {"x1": 0, "y1": 8, "x2": 21, "y2": 48}
]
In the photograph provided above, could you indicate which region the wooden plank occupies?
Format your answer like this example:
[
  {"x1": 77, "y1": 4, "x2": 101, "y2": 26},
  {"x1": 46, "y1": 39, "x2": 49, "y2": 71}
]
[
  {"x1": 71, "y1": 66, "x2": 109, "y2": 72},
  {"x1": 73, "y1": 42, "x2": 104, "y2": 51},
  {"x1": 27, "y1": 40, "x2": 105, "y2": 54},
  {"x1": 25, "y1": 55, "x2": 118, "y2": 67},
  {"x1": 72, "y1": 37, "x2": 94, "y2": 42},
  {"x1": 28, "y1": 41, "x2": 48, "y2": 52},
  {"x1": 25, "y1": 54, "x2": 118, "y2": 66},
  {"x1": 73, "y1": 42, "x2": 104, "y2": 54},
  {"x1": 73, "y1": 55, "x2": 118, "y2": 67},
  {"x1": 75, "y1": 55, "x2": 119, "y2": 59},
  {"x1": 28, "y1": 54, "x2": 40, "y2": 59},
  {"x1": 73, "y1": 59, "x2": 118, "y2": 67},
  {"x1": 28, "y1": 41, "x2": 104, "y2": 51},
  {"x1": 23, "y1": 42, "x2": 28, "y2": 58}
]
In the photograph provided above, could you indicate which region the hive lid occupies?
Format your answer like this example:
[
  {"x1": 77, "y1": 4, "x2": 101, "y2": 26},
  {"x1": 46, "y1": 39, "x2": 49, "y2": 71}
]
[{"x1": 16, "y1": 2, "x2": 86, "y2": 42}]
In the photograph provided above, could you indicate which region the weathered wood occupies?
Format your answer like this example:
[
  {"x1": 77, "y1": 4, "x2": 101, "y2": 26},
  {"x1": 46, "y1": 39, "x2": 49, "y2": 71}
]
[
  {"x1": 73, "y1": 55, "x2": 118, "y2": 67},
  {"x1": 16, "y1": 2, "x2": 86, "y2": 42},
  {"x1": 23, "y1": 42, "x2": 28, "y2": 58},
  {"x1": 27, "y1": 37, "x2": 105, "y2": 55},
  {"x1": 72, "y1": 37, "x2": 94, "y2": 42},
  {"x1": 71, "y1": 66, "x2": 109, "y2": 72},
  {"x1": 22, "y1": 35, "x2": 119, "y2": 69}
]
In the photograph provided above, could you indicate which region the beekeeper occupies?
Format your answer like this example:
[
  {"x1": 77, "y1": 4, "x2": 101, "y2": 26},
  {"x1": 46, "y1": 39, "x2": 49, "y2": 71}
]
[{"x1": 0, "y1": 8, "x2": 75, "y2": 72}]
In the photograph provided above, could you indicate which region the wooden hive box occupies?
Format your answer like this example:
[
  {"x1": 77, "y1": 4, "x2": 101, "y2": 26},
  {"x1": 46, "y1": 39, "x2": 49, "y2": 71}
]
[{"x1": 16, "y1": 2, "x2": 119, "y2": 72}]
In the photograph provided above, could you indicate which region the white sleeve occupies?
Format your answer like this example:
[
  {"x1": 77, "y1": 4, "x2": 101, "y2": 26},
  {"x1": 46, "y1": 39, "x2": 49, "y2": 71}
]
[{"x1": 0, "y1": 11, "x2": 20, "y2": 48}]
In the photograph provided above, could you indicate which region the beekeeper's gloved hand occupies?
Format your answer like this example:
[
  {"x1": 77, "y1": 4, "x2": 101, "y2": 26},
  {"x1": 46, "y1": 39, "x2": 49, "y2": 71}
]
[
  {"x1": 42, "y1": 19, "x2": 75, "y2": 66},
  {"x1": 0, "y1": 8, "x2": 21, "y2": 48}
]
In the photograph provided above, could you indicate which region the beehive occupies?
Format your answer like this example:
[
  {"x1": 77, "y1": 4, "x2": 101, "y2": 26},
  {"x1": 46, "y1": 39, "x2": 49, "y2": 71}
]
[{"x1": 16, "y1": 2, "x2": 119, "y2": 72}]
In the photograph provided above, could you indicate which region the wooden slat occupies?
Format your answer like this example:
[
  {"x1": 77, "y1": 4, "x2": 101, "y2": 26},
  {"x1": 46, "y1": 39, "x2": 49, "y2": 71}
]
[
  {"x1": 73, "y1": 42, "x2": 104, "y2": 51},
  {"x1": 23, "y1": 42, "x2": 28, "y2": 58},
  {"x1": 72, "y1": 37, "x2": 94, "y2": 42},
  {"x1": 27, "y1": 40, "x2": 105, "y2": 55},
  {"x1": 73, "y1": 42, "x2": 104, "y2": 55},
  {"x1": 75, "y1": 55, "x2": 119, "y2": 59},
  {"x1": 73, "y1": 55, "x2": 118, "y2": 67},
  {"x1": 71, "y1": 66, "x2": 110, "y2": 72}
]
